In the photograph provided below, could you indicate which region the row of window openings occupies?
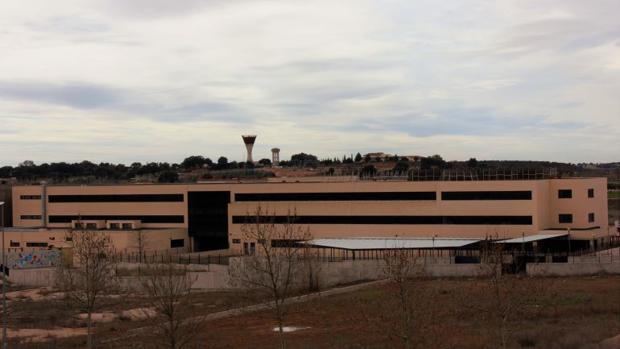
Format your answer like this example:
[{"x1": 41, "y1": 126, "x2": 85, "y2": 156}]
[
  {"x1": 74, "y1": 222, "x2": 134, "y2": 230},
  {"x1": 19, "y1": 216, "x2": 134, "y2": 229},
  {"x1": 19, "y1": 195, "x2": 41, "y2": 200},
  {"x1": 25, "y1": 213, "x2": 597, "y2": 225},
  {"x1": 558, "y1": 188, "x2": 595, "y2": 199},
  {"x1": 558, "y1": 213, "x2": 596, "y2": 224},
  {"x1": 19, "y1": 188, "x2": 597, "y2": 202},
  {"x1": 19, "y1": 216, "x2": 158, "y2": 228},
  {"x1": 10, "y1": 241, "x2": 49, "y2": 247},
  {"x1": 9, "y1": 238, "x2": 184, "y2": 249}
]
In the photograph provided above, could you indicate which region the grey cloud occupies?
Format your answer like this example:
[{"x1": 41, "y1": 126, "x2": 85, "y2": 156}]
[
  {"x1": 0, "y1": 82, "x2": 123, "y2": 109},
  {"x1": 0, "y1": 81, "x2": 250, "y2": 124},
  {"x1": 143, "y1": 102, "x2": 253, "y2": 123},
  {"x1": 24, "y1": 16, "x2": 110, "y2": 35},
  {"x1": 96, "y1": 0, "x2": 255, "y2": 18},
  {"x1": 497, "y1": 18, "x2": 620, "y2": 55},
  {"x1": 0, "y1": 127, "x2": 18, "y2": 135},
  {"x1": 340, "y1": 105, "x2": 584, "y2": 137},
  {"x1": 256, "y1": 58, "x2": 401, "y2": 75}
]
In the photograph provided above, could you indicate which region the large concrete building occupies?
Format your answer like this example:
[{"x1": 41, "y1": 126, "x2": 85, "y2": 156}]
[{"x1": 6, "y1": 177, "x2": 610, "y2": 253}]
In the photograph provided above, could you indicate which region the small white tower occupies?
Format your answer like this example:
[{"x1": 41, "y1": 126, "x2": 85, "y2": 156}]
[
  {"x1": 242, "y1": 135, "x2": 257, "y2": 163},
  {"x1": 271, "y1": 148, "x2": 280, "y2": 166}
]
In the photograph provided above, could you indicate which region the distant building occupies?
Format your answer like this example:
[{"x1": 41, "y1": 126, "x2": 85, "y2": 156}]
[
  {"x1": 5, "y1": 177, "x2": 610, "y2": 254},
  {"x1": 364, "y1": 152, "x2": 392, "y2": 161}
]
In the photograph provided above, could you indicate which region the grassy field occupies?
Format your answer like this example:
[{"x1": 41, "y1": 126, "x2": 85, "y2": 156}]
[{"x1": 8, "y1": 276, "x2": 619, "y2": 349}]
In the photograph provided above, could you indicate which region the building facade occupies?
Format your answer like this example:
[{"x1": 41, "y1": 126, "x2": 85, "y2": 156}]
[{"x1": 8, "y1": 177, "x2": 609, "y2": 253}]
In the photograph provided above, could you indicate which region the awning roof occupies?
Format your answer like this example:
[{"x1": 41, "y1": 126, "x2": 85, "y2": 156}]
[
  {"x1": 305, "y1": 237, "x2": 481, "y2": 250},
  {"x1": 495, "y1": 233, "x2": 568, "y2": 244}
]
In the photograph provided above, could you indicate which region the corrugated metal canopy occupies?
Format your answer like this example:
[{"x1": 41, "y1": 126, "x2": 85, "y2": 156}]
[
  {"x1": 496, "y1": 233, "x2": 568, "y2": 244},
  {"x1": 305, "y1": 237, "x2": 481, "y2": 250}
]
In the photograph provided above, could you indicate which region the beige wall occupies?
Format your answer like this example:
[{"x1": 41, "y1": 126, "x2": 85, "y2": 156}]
[
  {"x1": 10, "y1": 178, "x2": 608, "y2": 253},
  {"x1": 1, "y1": 228, "x2": 189, "y2": 253},
  {"x1": 548, "y1": 178, "x2": 608, "y2": 232},
  {"x1": 0, "y1": 184, "x2": 12, "y2": 227}
]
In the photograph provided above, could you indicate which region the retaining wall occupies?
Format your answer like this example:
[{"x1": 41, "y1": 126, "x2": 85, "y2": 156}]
[
  {"x1": 8, "y1": 268, "x2": 56, "y2": 287},
  {"x1": 228, "y1": 257, "x2": 494, "y2": 290},
  {"x1": 527, "y1": 262, "x2": 620, "y2": 276},
  {"x1": 316, "y1": 260, "x2": 493, "y2": 287}
]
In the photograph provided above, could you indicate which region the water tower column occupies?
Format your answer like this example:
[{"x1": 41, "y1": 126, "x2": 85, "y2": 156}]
[
  {"x1": 271, "y1": 148, "x2": 280, "y2": 166},
  {"x1": 241, "y1": 135, "x2": 257, "y2": 163}
]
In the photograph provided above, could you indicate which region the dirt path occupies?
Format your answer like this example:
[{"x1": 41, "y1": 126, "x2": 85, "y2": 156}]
[{"x1": 102, "y1": 279, "x2": 388, "y2": 344}]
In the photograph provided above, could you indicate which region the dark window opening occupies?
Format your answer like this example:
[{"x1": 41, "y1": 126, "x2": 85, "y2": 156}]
[
  {"x1": 86, "y1": 223, "x2": 98, "y2": 229},
  {"x1": 20, "y1": 215, "x2": 41, "y2": 220},
  {"x1": 10, "y1": 241, "x2": 19, "y2": 247},
  {"x1": 559, "y1": 214, "x2": 573, "y2": 223},
  {"x1": 588, "y1": 213, "x2": 595, "y2": 223},
  {"x1": 235, "y1": 191, "x2": 436, "y2": 202},
  {"x1": 109, "y1": 223, "x2": 120, "y2": 229},
  {"x1": 49, "y1": 215, "x2": 184, "y2": 224},
  {"x1": 271, "y1": 239, "x2": 303, "y2": 247},
  {"x1": 558, "y1": 189, "x2": 572, "y2": 199},
  {"x1": 170, "y1": 239, "x2": 185, "y2": 248},
  {"x1": 588, "y1": 188, "x2": 594, "y2": 198},
  {"x1": 441, "y1": 191, "x2": 532, "y2": 200},
  {"x1": 26, "y1": 242, "x2": 48, "y2": 247},
  {"x1": 20, "y1": 195, "x2": 41, "y2": 200},
  {"x1": 232, "y1": 239, "x2": 241, "y2": 244},
  {"x1": 121, "y1": 223, "x2": 133, "y2": 230},
  {"x1": 48, "y1": 194, "x2": 184, "y2": 203},
  {"x1": 233, "y1": 215, "x2": 533, "y2": 225}
]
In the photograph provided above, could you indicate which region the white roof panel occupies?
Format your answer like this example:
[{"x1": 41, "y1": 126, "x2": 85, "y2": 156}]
[
  {"x1": 305, "y1": 237, "x2": 481, "y2": 250},
  {"x1": 496, "y1": 233, "x2": 567, "y2": 244}
]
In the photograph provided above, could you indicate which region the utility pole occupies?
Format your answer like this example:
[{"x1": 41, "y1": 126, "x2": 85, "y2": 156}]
[{"x1": 0, "y1": 201, "x2": 6, "y2": 349}]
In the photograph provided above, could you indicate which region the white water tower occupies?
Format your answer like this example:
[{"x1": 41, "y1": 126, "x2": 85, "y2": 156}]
[{"x1": 242, "y1": 135, "x2": 257, "y2": 163}]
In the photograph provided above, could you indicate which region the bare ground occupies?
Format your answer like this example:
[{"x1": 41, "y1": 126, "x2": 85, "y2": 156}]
[{"x1": 7, "y1": 276, "x2": 618, "y2": 349}]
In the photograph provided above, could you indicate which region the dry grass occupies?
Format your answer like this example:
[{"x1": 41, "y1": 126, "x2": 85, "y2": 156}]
[
  {"x1": 194, "y1": 276, "x2": 620, "y2": 349},
  {"x1": 7, "y1": 276, "x2": 620, "y2": 348}
]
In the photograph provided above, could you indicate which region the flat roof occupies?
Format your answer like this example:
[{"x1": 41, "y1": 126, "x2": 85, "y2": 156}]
[
  {"x1": 10, "y1": 176, "x2": 604, "y2": 187},
  {"x1": 496, "y1": 233, "x2": 568, "y2": 244},
  {"x1": 305, "y1": 237, "x2": 481, "y2": 250}
]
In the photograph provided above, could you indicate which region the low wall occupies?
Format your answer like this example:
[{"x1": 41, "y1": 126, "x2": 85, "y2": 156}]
[
  {"x1": 527, "y1": 262, "x2": 620, "y2": 276},
  {"x1": 228, "y1": 257, "x2": 494, "y2": 290},
  {"x1": 9, "y1": 268, "x2": 56, "y2": 287},
  {"x1": 317, "y1": 260, "x2": 493, "y2": 288},
  {"x1": 189, "y1": 265, "x2": 230, "y2": 289},
  {"x1": 116, "y1": 263, "x2": 231, "y2": 291},
  {"x1": 6, "y1": 250, "x2": 61, "y2": 269}
]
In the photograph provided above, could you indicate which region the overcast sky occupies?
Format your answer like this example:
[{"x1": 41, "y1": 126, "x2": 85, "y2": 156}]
[{"x1": 0, "y1": 0, "x2": 618, "y2": 166}]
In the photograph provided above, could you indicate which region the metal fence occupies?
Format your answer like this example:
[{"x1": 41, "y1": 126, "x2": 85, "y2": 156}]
[{"x1": 113, "y1": 252, "x2": 237, "y2": 265}]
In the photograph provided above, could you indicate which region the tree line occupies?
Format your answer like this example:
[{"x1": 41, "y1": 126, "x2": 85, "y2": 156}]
[{"x1": 1, "y1": 153, "x2": 610, "y2": 184}]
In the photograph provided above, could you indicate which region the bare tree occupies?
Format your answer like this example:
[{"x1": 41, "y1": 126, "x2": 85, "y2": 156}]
[
  {"x1": 56, "y1": 228, "x2": 116, "y2": 349},
  {"x1": 301, "y1": 244, "x2": 322, "y2": 292},
  {"x1": 383, "y1": 248, "x2": 416, "y2": 349},
  {"x1": 230, "y1": 207, "x2": 312, "y2": 349},
  {"x1": 135, "y1": 228, "x2": 148, "y2": 264},
  {"x1": 358, "y1": 249, "x2": 432, "y2": 349},
  {"x1": 479, "y1": 242, "x2": 527, "y2": 349},
  {"x1": 139, "y1": 263, "x2": 202, "y2": 349}
]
